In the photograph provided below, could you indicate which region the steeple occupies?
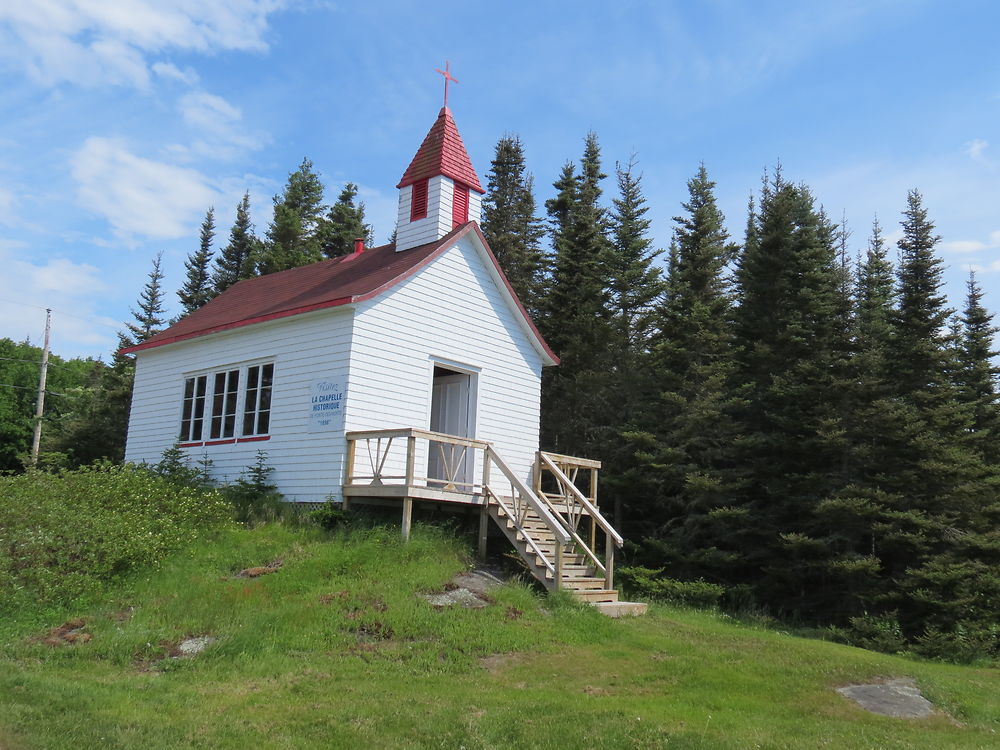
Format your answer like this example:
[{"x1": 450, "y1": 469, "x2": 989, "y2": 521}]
[{"x1": 394, "y1": 106, "x2": 484, "y2": 252}]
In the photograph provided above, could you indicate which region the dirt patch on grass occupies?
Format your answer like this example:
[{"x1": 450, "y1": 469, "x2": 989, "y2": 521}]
[
  {"x1": 480, "y1": 652, "x2": 525, "y2": 673},
  {"x1": 421, "y1": 567, "x2": 504, "y2": 609},
  {"x1": 235, "y1": 559, "x2": 283, "y2": 578},
  {"x1": 31, "y1": 618, "x2": 91, "y2": 647}
]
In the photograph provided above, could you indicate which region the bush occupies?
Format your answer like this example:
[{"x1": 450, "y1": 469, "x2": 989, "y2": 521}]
[
  {"x1": 0, "y1": 462, "x2": 232, "y2": 611},
  {"x1": 828, "y1": 613, "x2": 907, "y2": 655},
  {"x1": 619, "y1": 566, "x2": 726, "y2": 608},
  {"x1": 310, "y1": 498, "x2": 351, "y2": 531},
  {"x1": 222, "y1": 450, "x2": 286, "y2": 526}
]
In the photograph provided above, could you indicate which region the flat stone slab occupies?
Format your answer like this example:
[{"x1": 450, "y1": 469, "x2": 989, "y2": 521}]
[
  {"x1": 174, "y1": 636, "x2": 217, "y2": 657},
  {"x1": 593, "y1": 601, "x2": 648, "y2": 618},
  {"x1": 836, "y1": 678, "x2": 934, "y2": 718},
  {"x1": 420, "y1": 568, "x2": 504, "y2": 609}
]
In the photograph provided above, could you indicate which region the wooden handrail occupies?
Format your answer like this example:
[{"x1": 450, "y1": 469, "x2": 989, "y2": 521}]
[
  {"x1": 538, "y1": 450, "x2": 603, "y2": 470},
  {"x1": 347, "y1": 428, "x2": 492, "y2": 450},
  {"x1": 485, "y1": 446, "x2": 571, "y2": 545},
  {"x1": 539, "y1": 452, "x2": 623, "y2": 547}
]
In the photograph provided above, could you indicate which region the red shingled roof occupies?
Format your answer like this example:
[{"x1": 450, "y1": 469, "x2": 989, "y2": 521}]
[
  {"x1": 120, "y1": 223, "x2": 557, "y2": 364},
  {"x1": 397, "y1": 106, "x2": 484, "y2": 193}
]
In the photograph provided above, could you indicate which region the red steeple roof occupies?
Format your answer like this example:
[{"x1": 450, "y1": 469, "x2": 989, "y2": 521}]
[{"x1": 397, "y1": 106, "x2": 484, "y2": 193}]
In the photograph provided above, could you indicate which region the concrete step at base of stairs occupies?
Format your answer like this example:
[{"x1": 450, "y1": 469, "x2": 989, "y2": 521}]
[
  {"x1": 571, "y1": 589, "x2": 620, "y2": 603},
  {"x1": 593, "y1": 601, "x2": 648, "y2": 618}
]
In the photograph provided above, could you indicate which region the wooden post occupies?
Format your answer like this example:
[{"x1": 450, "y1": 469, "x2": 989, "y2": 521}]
[
  {"x1": 604, "y1": 542, "x2": 615, "y2": 590},
  {"x1": 555, "y1": 543, "x2": 563, "y2": 591},
  {"x1": 405, "y1": 434, "x2": 417, "y2": 488},
  {"x1": 478, "y1": 505, "x2": 489, "y2": 560},
  {"x1": 589, "y1": 468, "x2": 599, "y2": 551},
  {"x1": 345, "y1": 436, "x2": 357, "y2": 485},
  {"x1": 401, "y1": 497, "x2": 413, "y2": 541}
]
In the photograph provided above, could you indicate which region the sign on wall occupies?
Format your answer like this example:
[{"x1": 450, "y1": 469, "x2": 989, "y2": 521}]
[{"x1": 309, "y1": 379, "x2": 346, "y2": 432}]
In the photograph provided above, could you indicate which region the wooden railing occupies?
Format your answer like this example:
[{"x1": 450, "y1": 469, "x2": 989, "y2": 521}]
[
  {"x1": 345, "y1": 428, "x2": 492, "y2": 493},
  {"x1": 342, "y1": 429, "x2": 617, "y2": 590},
  {"x1": 536, "y1": 451, "x2": 621, "y2": 590}
]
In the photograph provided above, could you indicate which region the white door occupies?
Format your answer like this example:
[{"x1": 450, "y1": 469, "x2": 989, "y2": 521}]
[{"x1": 428, "y1": 372, "x2": 472, "y2": 489}]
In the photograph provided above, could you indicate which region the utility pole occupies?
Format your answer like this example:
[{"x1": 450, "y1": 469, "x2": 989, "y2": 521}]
[{"x1": 30, "y1": 308, "x2": 51, "y2": 467}]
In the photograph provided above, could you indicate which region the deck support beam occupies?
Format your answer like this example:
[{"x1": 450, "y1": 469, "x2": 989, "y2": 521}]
[
  {"x1": 477, "y1": 505, "x2": 489, "y2": 559},
  {"x1": 401, "y1": 497, "x2": 413, "y2": 540}
]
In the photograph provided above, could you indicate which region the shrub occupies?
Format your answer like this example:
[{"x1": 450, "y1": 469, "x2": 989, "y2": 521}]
[
  {"x1": 619, "y1": 566, "x2": 726, "y2": 608},
  {"x1": 222, "y1": 450, "x2": 286, "y2": 526},
  {"x1": 310, "y1": 498, "x2": 351, "y2": 531},
  {"x1": 0, "y1": 462, "x2": 232, "y2": 611},
  {"x1": 828, "y1": 613, "x2": 907, "y2": 654}
]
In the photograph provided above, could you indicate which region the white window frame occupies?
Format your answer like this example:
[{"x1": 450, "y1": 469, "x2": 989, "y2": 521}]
[{"x1": 178, "y1": 358, "x2": 275, "y2": 446}]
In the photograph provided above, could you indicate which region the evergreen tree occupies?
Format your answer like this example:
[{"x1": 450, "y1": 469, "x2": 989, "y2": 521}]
[
  {"x1": 539, "y1": 134, "x2": 613, "y2": 457},
  {"x1": 955, "y1": 271, "x2": 1000, "y2": 463},
  {"x1": 212, "y1": 193, "x2": 257, "y2": 295},
  {"x1": 730, "y1": 171, "x2": 853, "y2": 614},
  {"x1": 258, "y1": 158, "x2": 326, "y2": 274},
  {"x1": 120, "y1": 252, "x2": 167, "y2": 349},
  {"x1": 178, "y1": 207, "x2": 215, "y2": 314},
  {"x1": 630, "y1": 165, "x2": 742, "y2": 574},
  {"x1": 316, "y1": 183, "x2": 373, "y2": 258},
  {"x1": 606, "y1": 155, "x2": 664, "y2": 354},
  {"x1": 481, "y1": 135, "x2": 546, "y2": 316}
]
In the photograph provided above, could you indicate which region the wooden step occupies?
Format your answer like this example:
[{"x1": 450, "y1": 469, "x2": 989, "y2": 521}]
[{"x1": 560, "y1": 577, "x2": 609, "y2": 591}]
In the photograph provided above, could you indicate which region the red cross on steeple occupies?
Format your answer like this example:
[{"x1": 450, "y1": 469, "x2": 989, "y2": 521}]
[{"x1": 435, "y1": 60, "x2": 458, "y2": 108}]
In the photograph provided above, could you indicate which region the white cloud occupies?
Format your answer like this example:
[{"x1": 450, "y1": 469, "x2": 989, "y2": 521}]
[
  {"x1": 71, "y1": 137, "x2": 220, "y2": 240},
  {"x1": 152, "y1": 61, "x2": 199, "y2": 85},
  {"x1": 177, "y1": 91, "x2": 266, "y2": 160},
  {"x1": 0, "y1": 1, "x2": 288, "y2": 88},
  {"x1": 942, "y1": 230, "x2": 1000, "y2": 255},
  {"x1": 966, "y1": 138, "x2": 989, "y2": 160},
  {"x1": 0, "y1": 245, "x2": 117, "y2": 354}
]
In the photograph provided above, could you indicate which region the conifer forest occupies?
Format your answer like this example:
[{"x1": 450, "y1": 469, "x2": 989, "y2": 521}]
[{"x1": 4, "y1": 133, "x2": 998, "y2": 662}]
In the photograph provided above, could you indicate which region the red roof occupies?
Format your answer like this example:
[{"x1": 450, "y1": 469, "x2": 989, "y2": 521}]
[
  {"x1": 397, "y1": 106, "x2": 484, "y2": 193},
  {"x1": 120, "y1": 223, "x2": 557, "y2": 364}
]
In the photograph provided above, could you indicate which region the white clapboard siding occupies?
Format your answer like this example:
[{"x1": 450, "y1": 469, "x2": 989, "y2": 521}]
[
  {"x1": 125, "y1": 307, "x2": 354, "y2": 503},
  {"x1": 395, "y1": 175, "x2": 456, "y2": 252},
  {"x1": 347, "y1": 234, "x2": 543, "y2": 486}
]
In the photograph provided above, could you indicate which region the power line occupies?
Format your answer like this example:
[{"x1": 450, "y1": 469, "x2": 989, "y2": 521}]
[
  {"x1": 0, "y1": 296, "x2": 121, "y2": 330},
  {"x1": 0, "y1": 383, "x2": 67, "y2": 397}
]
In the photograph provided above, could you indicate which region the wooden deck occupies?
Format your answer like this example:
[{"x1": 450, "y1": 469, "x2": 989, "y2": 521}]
[{"x1": 342, "y1": 428, "x2": 645, "y2": 615}]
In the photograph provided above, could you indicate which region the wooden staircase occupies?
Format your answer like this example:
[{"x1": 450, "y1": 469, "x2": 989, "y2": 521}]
[{"x1": 483, "y1": 450, "x2": 647, "y2": 617}]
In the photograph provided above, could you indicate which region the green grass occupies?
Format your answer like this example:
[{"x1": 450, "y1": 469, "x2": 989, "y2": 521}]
[{"x1": 1, "y1": 523, "x2": 997, "y2": 749}]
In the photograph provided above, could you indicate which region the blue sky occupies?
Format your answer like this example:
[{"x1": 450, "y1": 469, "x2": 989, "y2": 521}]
[{"x1": 2, "y1": 0, "x2": 998, "y2": 358}]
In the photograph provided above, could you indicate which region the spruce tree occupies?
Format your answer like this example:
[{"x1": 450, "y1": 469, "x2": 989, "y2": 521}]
[
  {"x1": 178, "y1": 207, "x2": 215, "y2": 314},
  {"x1": 316, "y1": 183, "x2": 373, "y2": 258},
  {"x1": 258, "y1": 158, "x2": 326, "y2": 274},
  {"x1": 481, "y1": 135, "x2": 546, "y2": 317},
  {"x1": 212, "y1": 193, "x2": 257, "y2": 295},
  {"x1": 955, "y1": 271, "x2": 1000, "y2": 463},
  {"x1": 631, "y1": 165, "x2": 742, "y2": 576},
  {"x1": 606, "y1": 155, "x2": 663, "y2": 354},
  {"x1": 120, "y1": 252, "x2": 167, "y2": 349},
  {"x1": 730, "y1": 171, "x2": 853, "y2": 614},
  {"x1": 539, "y1": 134, "x2": 613, "y2": 457}
]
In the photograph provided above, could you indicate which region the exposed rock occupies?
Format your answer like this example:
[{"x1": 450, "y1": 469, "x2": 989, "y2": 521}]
[
  {"x1": 173, "y1": 636, "x2": 217, "y2": 658},
  {"x1": 836, "y1": 678, "x2": 935, "y2": 718},
  {"x1": 420, "y1": 567, "x2": 504, "y2": 609}
]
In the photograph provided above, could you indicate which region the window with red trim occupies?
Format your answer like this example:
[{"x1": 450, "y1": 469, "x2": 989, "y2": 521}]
[
  {"x1": 179, "y1": 361, "x2": 275, "y2": 444},
  {"x1": 410, "y1": 178, "x2": 428, "y2": 221},
  {"x1": 452, "y1": 186, "x2": 469, "y2": 228}
]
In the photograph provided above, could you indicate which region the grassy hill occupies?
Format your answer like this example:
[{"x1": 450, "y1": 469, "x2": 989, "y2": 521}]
[{"x1": 1, "y1": 521, "x2": 997, "y2": 749}]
